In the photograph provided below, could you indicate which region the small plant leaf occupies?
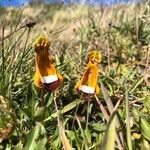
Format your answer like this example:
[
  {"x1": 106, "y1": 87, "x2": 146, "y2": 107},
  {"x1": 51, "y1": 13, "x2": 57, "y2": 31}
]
[
  {"x1": 141, "y1": 118, "x2": 150, "y2": 141},
  {"x1": 85, "y1": 127, "x2": 91, "y2": 145}
]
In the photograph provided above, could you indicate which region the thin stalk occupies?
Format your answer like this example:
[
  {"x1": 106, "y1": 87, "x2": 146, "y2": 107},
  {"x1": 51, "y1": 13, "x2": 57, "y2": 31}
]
[
  {"x1": 75, "y1": 115, "x2": 89, "y2": 150},
  {"x1": 1, "y1": 24, "x2": 5, "y2": 84},
  {"x1": 106, "y1": 32, "x2": 111, "y2": 73},
  {"x1": 71, "y1": 100, "x2": 81, "y2": 130},
  {"x1": 0, "y1": 25, "x2": 26, "y2": 43},
  {"x1": 125, "y1": 79, "x2": 133, "y2": 150},
  {"x1": 40, "y1": 88, "x2": 45, "y2": 106},
  {"x1": 49, "y1": 27, "x2": 69, "y2": 38},
  {"x1": 0, "y1": 9, "x2": 24, "y2": 43},
  {"x1": 86, "y1": 100, "x2": 90, "y2": 129},
  {"x1": 5, "y1": 28, "x2": 27, "y2": 89},
  {"x1": 129, "y1": 77, "x2": 144, "y2": 93},
  {"x1": 11, "y1": 28, "x2": 30, "y2": 83},
  {"x1": 71, "y1": 93, "x2": 87, "y2": 130},
  {"x1": 94, "y1": 95, "x2": 109, "y2": 121}
]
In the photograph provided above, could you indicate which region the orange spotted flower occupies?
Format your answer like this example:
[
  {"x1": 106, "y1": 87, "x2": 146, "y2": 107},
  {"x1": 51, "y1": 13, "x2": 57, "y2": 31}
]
[
  {"x1": 75, "y1": 51, "x2": 102, "y2": 96},
  {"x1": 33, "y1": 36, "x2": 63, "y2": 91}
]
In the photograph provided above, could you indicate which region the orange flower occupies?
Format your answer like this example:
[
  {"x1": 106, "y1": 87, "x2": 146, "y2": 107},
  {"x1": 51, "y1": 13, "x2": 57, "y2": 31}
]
[
  {"x1": 33, "y1": 36, "x2": 63, "y2": 91},
  {"x1": 75, "y1": 51, "x2": 102, "y2": 96}
]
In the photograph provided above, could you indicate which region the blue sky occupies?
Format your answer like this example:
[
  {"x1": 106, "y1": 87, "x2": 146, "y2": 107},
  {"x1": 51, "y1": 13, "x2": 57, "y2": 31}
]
[{"x1": 0, "y1": 0, "x2": 137, "y2": 7}]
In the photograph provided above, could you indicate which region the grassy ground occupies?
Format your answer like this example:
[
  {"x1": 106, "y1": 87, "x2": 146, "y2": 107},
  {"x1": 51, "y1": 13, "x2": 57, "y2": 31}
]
[{"x1": 0, "y1": 1, "x2": 150, "y2": 150}]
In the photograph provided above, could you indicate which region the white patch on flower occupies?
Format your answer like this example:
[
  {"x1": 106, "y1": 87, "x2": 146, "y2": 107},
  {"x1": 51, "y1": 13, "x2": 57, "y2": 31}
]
[
  {"x1": 41, "y1": 75, "x2": 58, "y2": 84},
  {"x1": 79, "y1": 85, "x2": 95, "y2": 94}
]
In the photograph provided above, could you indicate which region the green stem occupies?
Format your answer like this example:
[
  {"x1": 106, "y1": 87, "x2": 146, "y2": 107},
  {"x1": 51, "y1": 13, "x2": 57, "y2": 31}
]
[
  {"x1": 1, "y1": 24, "x2": 5, "y2": 84},
  {"x1": 86, "y1": 100, "x2": 90, "y2": 129},
  {"x1": 125, "y1": 79, "x2": 133, "y2": 150},
  {"x1": 75, "y1": 115, "x2": 89, "y2": 150}
]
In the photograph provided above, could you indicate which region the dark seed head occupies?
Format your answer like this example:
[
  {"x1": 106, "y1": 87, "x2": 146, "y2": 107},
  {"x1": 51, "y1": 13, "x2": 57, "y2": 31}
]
[{"x1": 26, "y1": 21, "x2": 36, "y2": 28}]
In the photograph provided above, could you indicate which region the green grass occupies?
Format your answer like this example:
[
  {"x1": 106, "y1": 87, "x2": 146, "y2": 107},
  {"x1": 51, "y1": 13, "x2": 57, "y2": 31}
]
[{"x1": 0, "y1": 1, "x2": 150, "y2": 149}]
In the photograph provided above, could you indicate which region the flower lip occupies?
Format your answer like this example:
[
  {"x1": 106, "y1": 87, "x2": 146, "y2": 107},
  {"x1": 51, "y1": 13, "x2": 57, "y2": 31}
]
[
  {"x1": 41, "y1": 75, "x2": 58, "y2": 84},
  {"x1": 43, "y1": 79, "x2": 62, "y2": 92},
  {"x1": 79, "y1": 85, "x2": 95, "y2": 94}
]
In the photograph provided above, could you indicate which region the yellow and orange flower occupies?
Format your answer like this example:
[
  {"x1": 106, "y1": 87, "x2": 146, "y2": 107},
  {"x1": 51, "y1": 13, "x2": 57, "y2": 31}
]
[
  {"x1": 75, "y1": 51, "x2": 102, "y2": 96},
  {"x1": 33, "y1": 36, "x2": 63, "y2": 91}
]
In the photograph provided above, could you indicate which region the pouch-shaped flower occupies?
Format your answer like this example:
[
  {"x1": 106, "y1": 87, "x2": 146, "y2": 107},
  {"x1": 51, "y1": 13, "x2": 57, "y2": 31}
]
[
  {"x1": 75, "y1": 51, "x2": 102, "y2": 95},
  {"x1": 33, "y1": 36, "x2": 63, "y2": 91}
]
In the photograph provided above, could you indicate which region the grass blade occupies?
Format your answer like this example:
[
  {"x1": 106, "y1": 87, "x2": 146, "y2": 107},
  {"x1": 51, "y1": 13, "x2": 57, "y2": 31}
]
[
  {"x1": 129, "y1": 77, "x2": 144, "y2": 93},
  {"x1": 125, "y1": 79, "x2": 133, "y2": 150},
  {"x1": 100, "y1": 81, "x2": 124, "y2": 149},
  {"x1": 75, "y1": 115, "x2": 89, "y2": 150},
  {"x1": 44, "y1": 99, "x2": 82, "y2": 122},
  {"x1": 58, "y1": 116, "x2": 72, "y2": 150},
  {"x1": 101, "y1": 112, "x2": 116, "y2": 150},
  {"x1": 53, "y1": 93, "x2": 72, "y2": 150}
]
